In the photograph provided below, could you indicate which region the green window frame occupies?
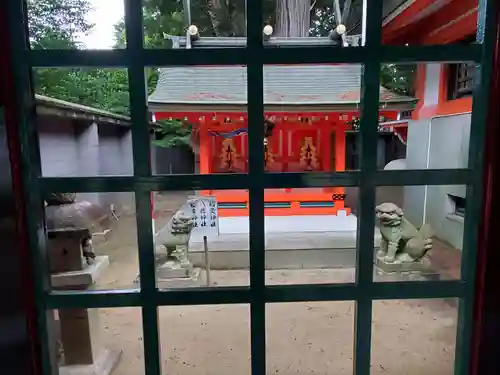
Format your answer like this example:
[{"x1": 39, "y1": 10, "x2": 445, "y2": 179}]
[{"x1": 6, "y1": 0, "x2": 498, "y2": 374}]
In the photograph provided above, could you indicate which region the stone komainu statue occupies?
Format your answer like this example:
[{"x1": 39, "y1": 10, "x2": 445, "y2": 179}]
[
  {"x1": 161, "y1": 208, "x2": 195, "y2": 266},
  {"x1": 375, "y1": 202, "x2": 433, "y2": 263}
]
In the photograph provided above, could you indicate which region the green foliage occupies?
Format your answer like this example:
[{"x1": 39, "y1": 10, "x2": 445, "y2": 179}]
[
  {"x1": 29, "y1": 0, "x2": 131, "y2": 116},
  {"x1": 152, "y1": 119, "x2": 192, "y2": 148},
  {"x1": 34, "y1": 68, "x2": 131, "y2": 115},
  {"x1": 27, "y1": 0, "x2": 94, "y2": 49},
  {"x1": 308, "y1": 3, "x2": 416, "y2": 97},
  {"x1": 381, "y1": 64, "x2": 417, "y2": 97},
  {"x1": 113, "y1": 4, "x2": 190, "y2": 146},
  {"x1": 28, "y1": 0, "x2": 416, "y2": 140}
]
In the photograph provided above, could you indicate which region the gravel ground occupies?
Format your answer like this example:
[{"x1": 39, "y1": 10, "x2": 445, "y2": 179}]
[
  {"x1": 87, "y1": 192, "x2": 457, "y2": 375},
  {"x1": 98, "y1": 269, "x2": 457, "y2": 375}
]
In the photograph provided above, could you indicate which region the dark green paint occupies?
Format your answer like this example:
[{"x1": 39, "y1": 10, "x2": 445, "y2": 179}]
[
  {"x1": 5, "y1": 0, "x2": 497, "y2": 373},
  {"x1": 354, "y1": 2, "x2": 383, "y2": 373},
  {"x1": 29, "y1": 44, "x2": 482, "y2": 67},
  {"x1": 124, "y1": 1, "x2": 161, "y2": 374},
  {"x1": 38, "y1": 169, "x2": 473, "y2": 194}
]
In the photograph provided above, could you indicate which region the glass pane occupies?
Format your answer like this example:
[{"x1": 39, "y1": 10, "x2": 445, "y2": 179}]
[
  {"x1": 152, "y1": 190, "x2": 249, "y2": 289},
  {"x1": 260, "y1": 63, "x2": 361, "y2": 173},
  {"x1": 257, "y1": 62, "x2": 360, "y2": 285},
  {"x1": 378, "y1": 62, "x2": 474, "y2": 171},
  {"x1": 47, "y1": 191, "x2": 140, "y2": 291},
  {"x1": 381, "y1": 1, "x2": 478, "y2": 46},
  {"x1": 142, "y1": 0, "x2": 247, "y2": 48},
  {"x1": 159, "y1": 304, "x2": 250, "y2": 375},
  {"x1": 267, "y1": 302, "x2": 355, "y2": 374},
  {"x1": 148, "y1": 66, "x2": 249, "y2": 176},
  {"x1": 371, "y1": 299, "x2": 458, "y2": 374},
  {"x1": 27, "y1": 0, "x2": 126, "y2": 50},
  {"x1": 264, "y1": 187, "x2": 356, "y2": 285},
  {"x1": 257, "y1": 0, "x2": 363, "y2": 47},
  {"x1": 32, "y1": 67, "x2": 133, "y2": 178},
  {"x1": 51, "y1": 307, "x2": 143, "y2": 374},
  {"x1": 359, "y1": 184, "x2": 465, "y2": 282}
]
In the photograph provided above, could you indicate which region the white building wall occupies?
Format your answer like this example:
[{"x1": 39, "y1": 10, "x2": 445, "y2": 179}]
[{"x1": 402, "y1": 64, "x2": 470, "y2": 250}]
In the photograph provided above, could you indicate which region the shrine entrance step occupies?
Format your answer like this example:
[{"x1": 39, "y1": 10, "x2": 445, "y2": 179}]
[{"x1": 188, "y1": 228, "x2": 382, "y2": 270}]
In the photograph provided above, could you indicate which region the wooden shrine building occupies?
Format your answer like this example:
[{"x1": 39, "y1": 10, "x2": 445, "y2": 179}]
[{"x1": 148, "y1": 40, "x2": 416, "y2": 217}]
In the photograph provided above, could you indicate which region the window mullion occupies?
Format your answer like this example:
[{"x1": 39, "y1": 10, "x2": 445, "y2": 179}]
[
  {"x1": 354, "y1": 1, "x2": 383, "y2": 375},
  {"x1": 246, "y1": 0, "x2": 266, "y2": 374},
  {"x1": 124, "y1": 2, "x2": 160, "y2": 375}
]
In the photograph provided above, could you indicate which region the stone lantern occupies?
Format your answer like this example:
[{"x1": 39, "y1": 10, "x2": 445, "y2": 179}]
[{"x1": 45, "y1": 193, "x2": 121, "y2": 375}]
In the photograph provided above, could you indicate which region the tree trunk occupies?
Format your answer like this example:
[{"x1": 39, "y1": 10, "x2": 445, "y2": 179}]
[
  {"x1": 208, "y1": 0, "x2": 246, "y2": 36},
  {"x1": 274, "y1": 0, "x2": 310, "y2": 37}
]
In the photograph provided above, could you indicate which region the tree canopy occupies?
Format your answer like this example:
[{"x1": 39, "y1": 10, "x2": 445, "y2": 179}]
[
  {"x1": 29, "y1": 0, "x2": 416, "y2": 145},
  {"x1": 28, "y1": 0, "x2": 93, "y2": 50},
  {"x1": 29, "y1": 0, "x2": 132, "y2": 115}
]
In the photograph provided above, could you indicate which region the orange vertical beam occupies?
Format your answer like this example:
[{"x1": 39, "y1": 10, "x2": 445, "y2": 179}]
[
  {"x1": 321, "y1": 123, "x2": 332, "y2": 172},
  {"x1": 199, "y1": 119, "x2": 211, "y2": 174}
]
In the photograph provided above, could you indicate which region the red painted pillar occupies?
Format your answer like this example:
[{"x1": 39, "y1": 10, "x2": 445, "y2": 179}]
[
  {"x1": 283, "y1": 126, "x2": 290, "y2": 172},
  {"x1": 321, "y1": 123, "x2": 332, "y2": 172},
  {"x1": 199, "y1": 120, "x2": 211, "y2": 175}
]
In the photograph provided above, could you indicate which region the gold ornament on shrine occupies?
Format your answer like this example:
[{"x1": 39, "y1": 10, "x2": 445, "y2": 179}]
[
  {"x1": 220, "y1": 138, "x2": 240, "y2": 171},
  {"x1": 299, "y1": 137, "x2": 319, "y2": 170}
]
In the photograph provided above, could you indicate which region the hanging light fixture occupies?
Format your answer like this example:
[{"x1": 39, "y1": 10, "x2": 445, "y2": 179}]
[
  {"x1": 263, "y1": 25, "x2": 273, "y2": 36},
  {"x1": 263, "y1": 25, "x2": 273, "y2": 41},
  {"x1": 187, "y1": 24, "x2": 199, "y2": 40},
  {"x1": 329, "y1": 24, "x2": 347, "y2": 41}
]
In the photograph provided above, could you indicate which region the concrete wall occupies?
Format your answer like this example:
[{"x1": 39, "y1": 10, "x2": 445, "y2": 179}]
[
  {"x1": 344, "y1": 186, "x2": 404, "y2": 217},
  {"x1": 97, "y1": 125, "x2": 135, "y2": 211},
  {"x1": 150, "y1": 134, "x2": 195, "y2": 175},
  {"x1": 39, "y1": 117, "x2": 79, "y2": 178},
  {"x1": 38, "y1": 115, "x2": 135, "y2": 214},
  {"x1": 423, "y1": 64, "x2": 441, "y2": 106},
  {"x1": 403, "y1": 113, "x2": 471, "y2": 250}
]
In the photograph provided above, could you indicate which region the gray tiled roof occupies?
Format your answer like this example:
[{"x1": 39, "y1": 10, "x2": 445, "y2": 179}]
[{"x1": 148, "y1": 65, "x2": 415, "y2": 107}]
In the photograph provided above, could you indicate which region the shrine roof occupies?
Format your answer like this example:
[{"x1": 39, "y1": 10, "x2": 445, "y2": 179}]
[{"x1": 148, "y1": 65, "x2": 416, "y2": 111}]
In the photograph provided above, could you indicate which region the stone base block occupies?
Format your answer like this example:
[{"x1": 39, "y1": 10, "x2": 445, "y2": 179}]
[
  {"x1": 374, "y1": 254, "x2": 432, "y2": 274},
  {"x1": 157, "y1": 268, "x2": 202, "y2": 289},
  {"x1": 156, "y1": 261, "x2": 193, "y2": 279},
  {"x1": 51, "y1": 256, "x2": 109, "y2": 289},
  {"x1": 59, "y1": 348, "x2": 122, "y2": 375},
  {"x1": 134, "y1": 267, "x2": 202, "y2": 288}
]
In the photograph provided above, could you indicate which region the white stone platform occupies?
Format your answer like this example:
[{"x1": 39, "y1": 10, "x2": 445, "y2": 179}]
[
  {"x1": 211, "y1": 212, "x2": 357, "y2": 236},
  {"x1": 187, "y1": 212, "x2": 381, "y2": 270}
]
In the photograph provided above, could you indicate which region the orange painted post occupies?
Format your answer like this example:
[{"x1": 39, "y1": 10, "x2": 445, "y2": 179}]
[
  {"x1": 321, "y1": 124, "x2": 332, "y2": 172},
  {"x1": 198, "y1": 121, "x2": 211, "y2": 175}
]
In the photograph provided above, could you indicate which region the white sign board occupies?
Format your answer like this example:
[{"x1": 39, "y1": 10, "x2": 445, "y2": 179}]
[{"x1": 186, "y1": 196, "x2": 219, "y2": 237}]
